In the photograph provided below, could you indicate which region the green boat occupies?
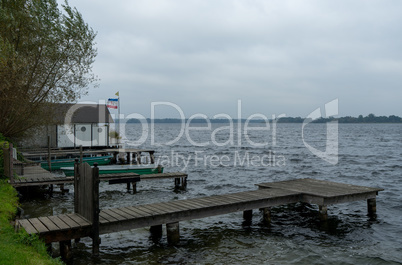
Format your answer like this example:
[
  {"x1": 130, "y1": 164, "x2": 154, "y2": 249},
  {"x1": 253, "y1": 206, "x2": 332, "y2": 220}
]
[
  {"x1": 41, "y1": 155, "x2": 113, "y2": 171},
  {"x1": 60, "y1": 164, "x2": 163, "y2": 176}
]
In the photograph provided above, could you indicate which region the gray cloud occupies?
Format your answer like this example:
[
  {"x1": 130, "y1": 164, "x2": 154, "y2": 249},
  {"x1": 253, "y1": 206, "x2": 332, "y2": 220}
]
[{"x1": 65, "y1": 0, "x2": 402, "y2": 117}]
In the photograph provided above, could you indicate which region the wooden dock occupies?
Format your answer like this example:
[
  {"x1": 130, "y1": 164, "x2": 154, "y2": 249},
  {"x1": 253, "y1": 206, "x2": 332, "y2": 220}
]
[
  {"x1": 9, "y1": 165, "x2": 187, "y2": 191},
  {"x1": 256, "y1": 178, "x2": 384, "y2": 220},
  {"x1": 15, "y1": 165, "x2": 383, "y2": 259}
]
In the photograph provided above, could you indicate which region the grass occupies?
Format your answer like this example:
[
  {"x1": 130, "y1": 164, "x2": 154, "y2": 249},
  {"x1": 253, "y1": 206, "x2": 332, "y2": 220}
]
[{"x1": 0, "y1": 180, "x2": 63, "y2": 265}]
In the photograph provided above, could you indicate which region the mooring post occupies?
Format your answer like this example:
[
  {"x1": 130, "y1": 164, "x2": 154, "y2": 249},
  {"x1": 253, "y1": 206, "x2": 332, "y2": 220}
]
[
  {"x1": 73, "y1": 159, "x2": 79, "y2": 214},
  {"x1": 47, "y1": 136, "x2": 52, "y2": 172},
  {"x1": 262, "y1": 207, "x2": 271, "y2": 225},
  {"x1": 126, "y1": 152, "x2": 131, "y2": 164},
  {"x1": 92, "y1": 163, "x2": 100, "y2": 256},
  {"x1": 150, "y1": 225, "x2": 163, "y2": 242},
  {"x1": 132, "y1": 182, "x2": 137, "y2": 193},
  {"x1": 166, "y1": 222, "x2": 180, "y2": 245},
  {"x1": 59, "y1": 240, "x2": 72, "y2": 260},
  {"x1": 79, "y1": 145, "x2": 83, "y2": 164},
  {"x1": 174, "y1": 178, "x2": 180, "y2": 188},
  {"x1": 243, "y1": 209, "x2": 253, "y2": 222},
  {"x1": 150, "y1": 151, "x2": 155, "y2": 164},
  {"x1": 367, "y1": 198, "x2": 377, "y2": 216},
  {"x1": 319, "y1": 205, "x2": 328, "y2": 221}
]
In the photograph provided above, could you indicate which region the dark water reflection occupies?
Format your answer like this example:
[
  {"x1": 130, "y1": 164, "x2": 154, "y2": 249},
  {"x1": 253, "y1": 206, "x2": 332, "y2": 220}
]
[{"x1": 20, "y1": 123, "x2": 402, "y2": 264}]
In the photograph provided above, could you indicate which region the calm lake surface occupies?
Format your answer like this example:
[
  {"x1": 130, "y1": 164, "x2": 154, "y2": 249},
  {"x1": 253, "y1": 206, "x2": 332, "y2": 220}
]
[{"x1": 20, "y1": 123, "x2": 402, "y2": 264}]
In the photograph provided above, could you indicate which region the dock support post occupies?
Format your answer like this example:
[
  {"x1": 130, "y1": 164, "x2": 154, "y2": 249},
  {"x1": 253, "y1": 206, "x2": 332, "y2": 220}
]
[
  {"x1": 166, "y1": 222, "x2": 180, "y2": 245},
  {"x1": 127, "y1": 152, "x2": 131, "y2": 164},
  {"x1": 367, "y1": 198, "x2": 377, "y2": 216},
  {"x1": 150, "y1": 151, "x2": 155, "y2": 164},
  {"x1": 319, "y1": 205, "x2": 328, "y2": 221},
  {"x1": 150, "y1": 225, "x2": 163, "y2": 242},
  {"x1": 243, "y1": 210, "x2": 253, "y2": 222},
  {"x1": 174, "y1": 178, "x2": 180, "y2": 188},
  {"x1": 126, "y1": 182, "x2": 131, "y2": 191},
  {"x1": 133, "y1": 182, "x2": 137, "y2": 193},
  {"x1": 47, "y1": 136, "x2": 52, "y2": 172},
  {"x1": 92, "y1": 164, "x2": 100, "y2": 256},
  {"x1": 59, "y1": 240, "x2": 72, "y2": 260},
  {"x1": 262, "y1": 207, "x2": 271, "y2": 225}
]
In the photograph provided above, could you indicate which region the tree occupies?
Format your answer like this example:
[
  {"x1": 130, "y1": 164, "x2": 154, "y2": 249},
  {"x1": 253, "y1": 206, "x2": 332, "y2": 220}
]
[{"x1": 0, "y1": 0, "x2": 97, "y2": 139}]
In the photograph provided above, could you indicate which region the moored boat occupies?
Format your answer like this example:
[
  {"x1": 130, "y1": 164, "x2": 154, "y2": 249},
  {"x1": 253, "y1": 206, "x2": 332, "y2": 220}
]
[
  {"x1": 60, "y1": 164, "x2": 163, "y2": 176},
  {"x1": 41, "y1": 155, "x2": 113, "y2": 170}
]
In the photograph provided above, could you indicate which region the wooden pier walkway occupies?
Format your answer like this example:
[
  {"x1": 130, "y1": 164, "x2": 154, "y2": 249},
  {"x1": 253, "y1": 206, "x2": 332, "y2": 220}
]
[
  {"x1": 15, "y1": 164, "x2": 383, "y2": 259},
  {"x1": 9, "y1": 165, "x2": 187, "y2": 191}
]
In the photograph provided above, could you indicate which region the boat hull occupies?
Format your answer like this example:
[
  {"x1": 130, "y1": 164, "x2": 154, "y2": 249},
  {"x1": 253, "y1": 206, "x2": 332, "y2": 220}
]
[
  {"x1": 61, "y1": 164, "x2": 163, "y2": 176},
  {"x1": 41, "y1": 155, "x2": 113, "y2": 171}
]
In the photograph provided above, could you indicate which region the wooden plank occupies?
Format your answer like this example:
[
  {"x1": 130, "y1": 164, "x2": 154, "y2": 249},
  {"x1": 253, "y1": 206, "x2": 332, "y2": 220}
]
[
  {"x1": 67, "y1": 213, "x2": 91, "y2": 227},
  {"x1": 38, "y1": 217, "x2": 59, "y2": 232},
  {"x1": 47, "y1": 215, "x2": 70, "y2": 230},
  {"x1": 17, "y1": 219, "x2": 38, "y2": 234},
  {"x1": 130, "y1": 204, "x2": 160, "y2": 215},
  {"x1": 141, "y1": 203, "x2": 173, "y2": 215},
  {"x1": 28, "y1": 218, "x2": 49, "y2": 233},
  {"x1": 101, "y1": 209, "x2": 124, "y2": 221},
  {"x1": 108, "y1": 208, "x2": 136, "y2": 219},
  {"x1": 58, "y1": 214, "x2": 81, "y2": 229},
  {"x1": 99, "y1": 215, "x2": 109, "y2": 224},
  {"x1": 118, "y1": 207, "x2": 147, "y2": 218}
]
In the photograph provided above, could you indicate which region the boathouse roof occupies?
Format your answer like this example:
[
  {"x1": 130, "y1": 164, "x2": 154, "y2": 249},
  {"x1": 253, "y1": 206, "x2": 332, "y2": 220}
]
[{"x1": 53, "y1": 103, "x2": 114, "y2": 124}]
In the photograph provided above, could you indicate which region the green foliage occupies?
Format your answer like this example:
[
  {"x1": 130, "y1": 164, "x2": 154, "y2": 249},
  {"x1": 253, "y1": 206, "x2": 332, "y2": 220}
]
[
  {"x1": 0, "y1": 0, "x2": 98, "y2": 139},
  {"x1": 109, "y1": 130, "x2": 122, "y2": 139},
  {"x1": 0, "y1": 180, "x2": 62, "y2": 264}
]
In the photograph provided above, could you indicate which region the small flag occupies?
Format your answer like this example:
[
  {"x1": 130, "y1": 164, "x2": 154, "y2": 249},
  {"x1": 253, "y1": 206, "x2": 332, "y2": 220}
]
[
  {"x1": 115, "y1": 91, "x2": 119, "y2": 97},
  {"x1": 107, "y1": 98, "x2": 118, "y2": 109}
]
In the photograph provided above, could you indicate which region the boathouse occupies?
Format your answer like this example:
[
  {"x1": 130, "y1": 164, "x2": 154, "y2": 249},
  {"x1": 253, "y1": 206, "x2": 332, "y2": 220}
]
[{"x1": 23, "y1": 103, "x2": 114, "y2": 148}]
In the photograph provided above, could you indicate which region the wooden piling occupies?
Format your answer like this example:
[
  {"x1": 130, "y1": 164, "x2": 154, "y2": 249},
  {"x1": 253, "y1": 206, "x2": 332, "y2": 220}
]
[
  {"x1": 319, "y1": 205, "x2": 328, "y2": 221},
  {"x1": 47, "y1": 136, "x2": 52, "y2": 172},
  {"x1": 74, "y1": 162, "x2": 100, "y2": 256},
  {"x1": 150, "y1": 151, "x2": 155, "y2": 164},
  {"x1": 243, "y1": 210, "x2": 253, "y2": 222},
  {"x1": 262, "y1": 207, "x2": 271, "y2": 225},
  {"x1": 59, "y1": 240, "x2": 72, "y2": 260},
  {"x1": 367, "y1": 198, "x2": 377, "y2": 216},
  {"x1": 132, "y1": 182, "x2": 137, "y2": 193},
  {"x1": 150, "y1": 225, "x2": 163, "y2": 242},
  {"x1": 166, "y1": 222, "x2": 180, "y2": 245},
  {"x1": 92, "y1": 163, "x2": 100, "y2": 256},
  {"x1": 79, "y1": 145, "x2": 83, "y2": 164}
]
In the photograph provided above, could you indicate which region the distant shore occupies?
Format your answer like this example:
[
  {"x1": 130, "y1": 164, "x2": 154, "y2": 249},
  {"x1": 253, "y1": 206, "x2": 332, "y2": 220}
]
[{"x1": 124, "y1": 114, "x2": 402, "y2": 124}]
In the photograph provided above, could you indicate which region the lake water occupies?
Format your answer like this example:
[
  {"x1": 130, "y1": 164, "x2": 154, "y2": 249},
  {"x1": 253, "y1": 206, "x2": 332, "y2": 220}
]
[{"x1": 20, "y1": 123, "x2": 402, "y2": 264}]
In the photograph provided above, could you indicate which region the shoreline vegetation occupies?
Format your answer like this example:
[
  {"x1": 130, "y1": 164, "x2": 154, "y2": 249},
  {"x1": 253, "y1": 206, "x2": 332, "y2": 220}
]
[
  {"x1": 0, "y1": 180, "x2": 62, "y2": 264},
  {"x1": 125, "y1": 114, "x2": 402, "y2": 124},
  {"x1": 0, "y1": 134, "x2": 61, "y2": 264}
]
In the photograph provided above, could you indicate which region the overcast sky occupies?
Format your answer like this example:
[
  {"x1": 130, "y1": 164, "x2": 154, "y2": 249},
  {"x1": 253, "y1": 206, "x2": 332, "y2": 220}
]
[{"x1": 62, "y1": 0, "x2": 402, "y2": 118}]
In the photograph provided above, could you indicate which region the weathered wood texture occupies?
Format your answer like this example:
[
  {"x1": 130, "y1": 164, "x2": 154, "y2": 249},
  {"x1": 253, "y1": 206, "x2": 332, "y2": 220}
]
[
  {"x1": 10, "y1": 169, "x2": 186, "y2": 188},
  {"x1": 16, "y1": 213, "x2": 92, "y2": 243},
  {"x1": 16, "y1": 178, "x2": 383, "y2": 248},
  {"x1": 257, "y1": 178, "x2": 383, "y2": 205},
  {"x1": 98, "y1": 188, "x2": 301, "y2": 234},
  {"x1": 75, "y1": 163, "x2": 99, "y2": 223}
]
